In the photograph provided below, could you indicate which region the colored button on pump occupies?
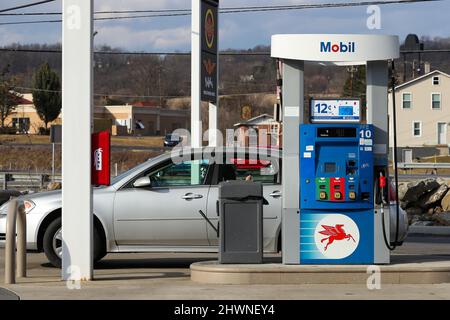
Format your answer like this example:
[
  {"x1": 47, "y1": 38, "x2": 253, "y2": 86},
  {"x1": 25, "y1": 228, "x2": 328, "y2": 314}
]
[
  {"x1": 349, "y1": 191, "x2": 356, "y2": 200},
  {"x1": 319, "y1": 191, "x2": 327, "y2": 200},
  {"x1": 334, "y1": 191, "x2": 342, "y2": 200}
]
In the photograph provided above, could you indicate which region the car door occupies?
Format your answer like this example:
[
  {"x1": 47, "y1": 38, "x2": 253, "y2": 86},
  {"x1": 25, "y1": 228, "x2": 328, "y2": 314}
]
[
  {"x1": 114, "y1": 159, "x2": 211, "y2": 246},
  {"x1": 206, "y1": 156, "x2": 282, "y2": 251}
]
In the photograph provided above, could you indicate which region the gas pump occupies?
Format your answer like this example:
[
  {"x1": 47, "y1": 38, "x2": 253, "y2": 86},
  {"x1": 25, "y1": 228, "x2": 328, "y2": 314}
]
[
  {"x1": 271, "y1": 34, "x2": 400, "y2": 265},
  {"x1": 299, "y1": 101, "x2": 377, "y2": 264}
]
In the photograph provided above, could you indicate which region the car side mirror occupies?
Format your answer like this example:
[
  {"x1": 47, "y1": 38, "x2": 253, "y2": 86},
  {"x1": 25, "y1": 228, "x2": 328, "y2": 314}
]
[{"x1": 133, "y1": 177, "x2": 152, "y2": 188}]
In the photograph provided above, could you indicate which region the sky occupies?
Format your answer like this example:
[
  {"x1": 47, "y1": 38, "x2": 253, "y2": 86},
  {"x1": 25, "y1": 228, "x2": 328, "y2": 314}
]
[{"x1": 0, "y1": 0, "x2": 449, "y2": 51}]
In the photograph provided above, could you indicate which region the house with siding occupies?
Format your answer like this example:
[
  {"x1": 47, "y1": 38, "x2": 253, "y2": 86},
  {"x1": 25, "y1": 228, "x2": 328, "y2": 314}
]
[{"x1": 388, "y1": 70, "x2": 450, "y2": 160}]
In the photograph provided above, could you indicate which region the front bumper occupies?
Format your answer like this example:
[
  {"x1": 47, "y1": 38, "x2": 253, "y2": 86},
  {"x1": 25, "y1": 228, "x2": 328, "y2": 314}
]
[{"x1": 0, "y1": 213, "x2": 39, "y2": 250}]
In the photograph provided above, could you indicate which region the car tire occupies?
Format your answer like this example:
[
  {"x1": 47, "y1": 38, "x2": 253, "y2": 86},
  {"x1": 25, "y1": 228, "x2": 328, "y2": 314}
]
[{"x1": 43, "y1": 217, "x2": 105, "y2": 268}]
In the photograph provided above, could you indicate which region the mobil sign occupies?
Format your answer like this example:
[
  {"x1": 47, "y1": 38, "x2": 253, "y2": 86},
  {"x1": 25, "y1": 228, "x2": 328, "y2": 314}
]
[
  {"x1": 92, "y1": 131, "x2": 110, "y2": 186},
  {"x1": 320, "y1": 41, "x2": 355, "y2": 53},
  {"x1": 271, "y1": 34, "x2": 400, "y2": 63}
]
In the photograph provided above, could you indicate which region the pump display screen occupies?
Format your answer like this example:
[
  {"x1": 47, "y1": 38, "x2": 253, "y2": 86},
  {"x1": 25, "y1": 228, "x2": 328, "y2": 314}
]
[
  {"x1": 311, "y1": 99, "x2": 360, "y2": 123},
  {"x1": 317, "y1": 127, "x2": 357, "y2": 138},
  {"x1": 324, "y1": 162, "x2": 336, "y2": 173},
  {"x1": 339, "y1": 106, "x2": 354, "y2": 116}
]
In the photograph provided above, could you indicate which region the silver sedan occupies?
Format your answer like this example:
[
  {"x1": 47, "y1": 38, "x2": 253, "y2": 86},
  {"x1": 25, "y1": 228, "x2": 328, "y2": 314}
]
[{"x1": 0, "y1": 148, "x2": 408, "y2": 267}]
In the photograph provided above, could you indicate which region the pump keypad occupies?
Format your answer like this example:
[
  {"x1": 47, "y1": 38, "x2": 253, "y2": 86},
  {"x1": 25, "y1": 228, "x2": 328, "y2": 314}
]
[{"x1": 314, "y1": 177, "x2": 360, "y2": 202}]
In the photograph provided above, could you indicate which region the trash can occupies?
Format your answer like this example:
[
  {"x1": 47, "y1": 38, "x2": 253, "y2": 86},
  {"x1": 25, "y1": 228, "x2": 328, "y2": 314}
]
[{"x1": 218, "y1": 180, "x2": 264, "y2": 264}]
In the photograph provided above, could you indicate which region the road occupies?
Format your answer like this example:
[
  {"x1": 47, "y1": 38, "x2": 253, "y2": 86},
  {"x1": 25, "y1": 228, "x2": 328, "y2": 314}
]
[{"x1": 0, "y1": 235, "x2": 449, "y2": 300}]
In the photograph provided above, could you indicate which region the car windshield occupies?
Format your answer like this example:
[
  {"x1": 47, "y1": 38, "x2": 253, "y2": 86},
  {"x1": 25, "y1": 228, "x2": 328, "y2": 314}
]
[
  {"x1": 166, "y1": 134, "x2": 179, "y2": 141},
  {"x1": 110, "y1": 157, "x2": 157, "y2": 185}
]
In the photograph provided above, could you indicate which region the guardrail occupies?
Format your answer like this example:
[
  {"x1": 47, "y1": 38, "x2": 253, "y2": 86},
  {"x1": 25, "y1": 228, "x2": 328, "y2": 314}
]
[
  {"x1": 397, "y1": 162, "x2": 450, "y2": 169},
  {"x1": 0, "y1": 172, "x2": 61, "y2": 191},
  {"x1": 4, "y1": 198, "x2": 26, "y2": 284}
]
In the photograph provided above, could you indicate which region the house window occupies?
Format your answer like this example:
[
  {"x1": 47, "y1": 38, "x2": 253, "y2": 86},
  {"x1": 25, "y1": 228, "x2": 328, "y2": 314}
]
[
  {"x1": 433, "y1": 76, "x2": 440, "y2": 85},
  {"x1": 12, "y1": 118, "x2": 30, "y2": 132},
  {"x1": 432, "y1": 93, "x2": 441, "y2": 109},
  {"x1": 402, "y1": 93, "x2": 412, "y2": 109},
  {"x1": 413, "y1": 122, "x2": 422, "y2": 137}
]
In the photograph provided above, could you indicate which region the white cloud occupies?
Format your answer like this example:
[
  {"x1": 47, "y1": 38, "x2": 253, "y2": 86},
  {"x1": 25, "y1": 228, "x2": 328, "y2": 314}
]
[{"x1": 0, "y1": 28, "x2": 26, "y2": 44}]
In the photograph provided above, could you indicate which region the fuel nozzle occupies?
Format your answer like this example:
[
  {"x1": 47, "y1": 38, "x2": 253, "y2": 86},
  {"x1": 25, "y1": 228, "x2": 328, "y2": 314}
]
[{"x1": 378, "y1": 171, "x2": 387, "y2": 205}]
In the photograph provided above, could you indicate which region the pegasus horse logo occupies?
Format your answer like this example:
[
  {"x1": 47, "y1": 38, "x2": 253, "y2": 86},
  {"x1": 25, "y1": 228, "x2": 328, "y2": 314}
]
[{"x1": 319, "y1": 224, "x2": 355, "y2": 251}]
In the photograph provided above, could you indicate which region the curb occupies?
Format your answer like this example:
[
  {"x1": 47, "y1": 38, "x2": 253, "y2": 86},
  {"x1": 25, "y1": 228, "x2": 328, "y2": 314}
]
[{"x1": 190, "y1": 261, "x2": 450, "y2": 285}]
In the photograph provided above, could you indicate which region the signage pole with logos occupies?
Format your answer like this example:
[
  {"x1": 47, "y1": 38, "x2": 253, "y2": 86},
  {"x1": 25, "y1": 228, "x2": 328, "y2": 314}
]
[
  {"x1": 191, "y1": 0, "x2": 202, "y2": 148},
  {"x1": 192, "y1": 0, "x2": 219, "y2": 147},
  {"x1": 62, "y1": 0, "x2": 94, "y2": 280}
]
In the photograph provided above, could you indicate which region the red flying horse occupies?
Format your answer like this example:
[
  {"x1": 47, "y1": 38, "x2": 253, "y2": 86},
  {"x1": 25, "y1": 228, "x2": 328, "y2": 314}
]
[{"x1": 319, "y1": 224, "x2": 355, "y2": 251}]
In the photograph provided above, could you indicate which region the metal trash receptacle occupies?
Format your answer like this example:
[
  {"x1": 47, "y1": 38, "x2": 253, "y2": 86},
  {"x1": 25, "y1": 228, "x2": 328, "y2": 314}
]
[{"x1": 218, "y1": 180, "x2": 264, "y2": 264}]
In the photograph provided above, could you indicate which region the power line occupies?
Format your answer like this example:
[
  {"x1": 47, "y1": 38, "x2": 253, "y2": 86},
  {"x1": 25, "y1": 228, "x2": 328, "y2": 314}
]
[
  {"x1": 0, "y1": 0, "x2": 55, "y2": 14},
  {"x1": 0, "y1": 0, "x2": 443, "y2": 25},
  {"x1": 0, "y1": 0, "x2": 442, "y2": 16},
  {"x1": 0, "y1": 48, "x2": 271, "y2": 56},
  {"x1": 1, "y1": 47, "x2": 450, "y2": 55},
  {"x1": 13, "y1": 86, "x2": 275, "y2": 99}
]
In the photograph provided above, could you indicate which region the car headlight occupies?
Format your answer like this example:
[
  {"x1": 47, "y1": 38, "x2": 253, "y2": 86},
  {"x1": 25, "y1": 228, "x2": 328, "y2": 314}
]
[{"x1": 23, "y1": 200, "x2": 36, "y2": 214}]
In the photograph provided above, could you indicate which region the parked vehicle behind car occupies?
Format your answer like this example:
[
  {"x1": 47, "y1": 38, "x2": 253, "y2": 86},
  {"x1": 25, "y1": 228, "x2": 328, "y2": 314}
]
[{"x1": 163, "y1": 134, "x2": 182, "y2": 147}]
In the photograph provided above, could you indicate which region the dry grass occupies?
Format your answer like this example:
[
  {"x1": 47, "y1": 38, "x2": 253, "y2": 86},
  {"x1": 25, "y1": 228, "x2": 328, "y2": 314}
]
[
  {"x1": 0, "y1": 134, "x2": 164, "y2": 148},
  {"x1": 0, "y1": 145, "x2": 159, "y2": 174},
  {"x1": 110, "y1": 136, "x2": 164, "y2": 147}
]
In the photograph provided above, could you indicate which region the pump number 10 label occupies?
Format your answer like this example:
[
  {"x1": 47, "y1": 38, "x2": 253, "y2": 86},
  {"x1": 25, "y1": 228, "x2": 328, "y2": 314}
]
[{"x1": 311, "y1": 99, "x2": 360, "y2": 123}]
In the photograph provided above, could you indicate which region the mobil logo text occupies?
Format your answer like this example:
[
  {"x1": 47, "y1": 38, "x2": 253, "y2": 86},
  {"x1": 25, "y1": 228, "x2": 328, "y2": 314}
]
[{"x1": 320, "y1": 41, "x2": 355, "y2": 53}]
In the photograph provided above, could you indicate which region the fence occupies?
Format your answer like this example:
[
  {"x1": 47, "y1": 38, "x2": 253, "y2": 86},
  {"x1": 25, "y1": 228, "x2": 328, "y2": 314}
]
[{"x1": 0, "y1": 172, "x2": 61, "y2": 191}]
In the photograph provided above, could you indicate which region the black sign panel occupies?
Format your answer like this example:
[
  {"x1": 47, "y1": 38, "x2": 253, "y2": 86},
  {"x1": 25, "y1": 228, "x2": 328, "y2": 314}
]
[{"x1": 200, "y1": 0, "x2": 218, "y2": 104}]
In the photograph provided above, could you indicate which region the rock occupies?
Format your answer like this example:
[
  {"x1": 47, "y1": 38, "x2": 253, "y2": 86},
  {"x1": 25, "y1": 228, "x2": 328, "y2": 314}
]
[
  {"x1": 401, "y1": 178, "x2": 441, "y2": 206},
  {"x1": 431, "y1": 212, "x2": 450, "y2": 226},
  {"x1": 418, "y1": 184, "x2": 449, "y2": 208},
  {"x1": 408, "y1": 214, "x2": 422, "y2": 225},
  {"x1": 47, "y1": 182, "x2": 62, "y2": 191},
  {"x1": 441, "y1": 190, "x2": 450, "y2": 211},
  {"x1": 405, "y1": 207, "x2": 423, "y2": 215},
  {"x1": 434, "y1": 206, "x2": 444, "y2": 214},
  {"x1": 398, "y1": 183, "x2": 408, "y2": 201},
  {"x1": 411, "y1": 220, "x2": 435, "y2": 226},
  {"x1": 400, "y1": 201, "x2": 408, "y2": 210}
]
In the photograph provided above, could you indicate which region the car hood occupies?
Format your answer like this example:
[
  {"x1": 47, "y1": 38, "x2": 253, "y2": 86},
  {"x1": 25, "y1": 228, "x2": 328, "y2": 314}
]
[{"x1": 23, "y1": 187, "x2": 111, "y2": 205}]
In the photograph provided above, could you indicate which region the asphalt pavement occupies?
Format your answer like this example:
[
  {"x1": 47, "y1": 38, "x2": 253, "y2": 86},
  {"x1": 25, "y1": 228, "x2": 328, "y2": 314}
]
[{"x1": 0, "y1": 235, "x2": 448, "y2": 300}]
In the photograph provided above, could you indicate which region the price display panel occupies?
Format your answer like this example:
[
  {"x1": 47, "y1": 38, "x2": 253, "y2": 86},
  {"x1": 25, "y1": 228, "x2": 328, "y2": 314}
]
[{"x1": 311, "y1": 99, "x2": 360, "y2": 123}]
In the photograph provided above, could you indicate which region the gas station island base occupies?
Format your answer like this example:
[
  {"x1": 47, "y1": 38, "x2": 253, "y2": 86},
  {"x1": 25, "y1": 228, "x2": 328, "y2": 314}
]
[{"x1": 190, "y1": 260, "x2": 450, "y2": 285}]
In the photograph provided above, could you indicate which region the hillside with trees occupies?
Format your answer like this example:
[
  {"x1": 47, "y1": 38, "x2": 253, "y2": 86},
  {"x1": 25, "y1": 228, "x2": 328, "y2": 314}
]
[{"x1": 0, "y1": 36, "x2": 449, "y2": 130}]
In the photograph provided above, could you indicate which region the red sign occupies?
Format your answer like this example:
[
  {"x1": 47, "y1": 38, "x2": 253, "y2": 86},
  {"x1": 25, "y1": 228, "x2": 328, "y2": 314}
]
[
  {"x1": 329, "y1": 177, "x2": 345, "y2": 201},
  {"x1": 92, "y1": 131, "x2": 110, "y2": 186},
  {"x1": 318, "y1": 224, "x2": 356, "y2": 251}
]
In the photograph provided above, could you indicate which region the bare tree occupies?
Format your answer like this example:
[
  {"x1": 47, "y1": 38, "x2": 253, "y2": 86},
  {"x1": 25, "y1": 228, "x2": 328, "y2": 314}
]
[{"x1": 0, "y1": 65, "x2": 22, "y2": 129}]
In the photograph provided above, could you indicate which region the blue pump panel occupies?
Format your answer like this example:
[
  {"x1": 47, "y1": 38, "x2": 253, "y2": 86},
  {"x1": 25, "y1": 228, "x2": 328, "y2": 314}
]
[
  {"x1": 299, "y1": 124, "x2": 374, "y2": 211},
  {"x1": 299, "y1": 124, "x2": 375, "y2": 264}
]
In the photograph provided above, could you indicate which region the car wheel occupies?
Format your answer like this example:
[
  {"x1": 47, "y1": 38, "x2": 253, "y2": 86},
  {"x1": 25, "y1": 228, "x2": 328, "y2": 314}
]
[{"x1": 43, "y1": 217, "x2": 105, "y2": 268}]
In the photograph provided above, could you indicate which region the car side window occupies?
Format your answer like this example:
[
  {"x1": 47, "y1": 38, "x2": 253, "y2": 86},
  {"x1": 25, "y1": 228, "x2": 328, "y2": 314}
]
[
  {"x1": 218, "y1": 159, "x2": 279, "y2": 184},
  {"x1": 139, "y1": 159, "x2": 210, "y2": 187}
]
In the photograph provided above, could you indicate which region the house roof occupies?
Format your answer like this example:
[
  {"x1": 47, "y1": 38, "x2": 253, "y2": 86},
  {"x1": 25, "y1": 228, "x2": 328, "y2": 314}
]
[
  {"x1": 16, "y1": 96, "x2": 33, "y2": 105},
  {"x1": 393, "y1": 70, "x2": 450, "y2": 91},
  {"x1": 8, "y1": 91, "x2": 33, "y2": 105},
  {"x1": 234, "y1": 113, "x2": 277, "y2": 127}
]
